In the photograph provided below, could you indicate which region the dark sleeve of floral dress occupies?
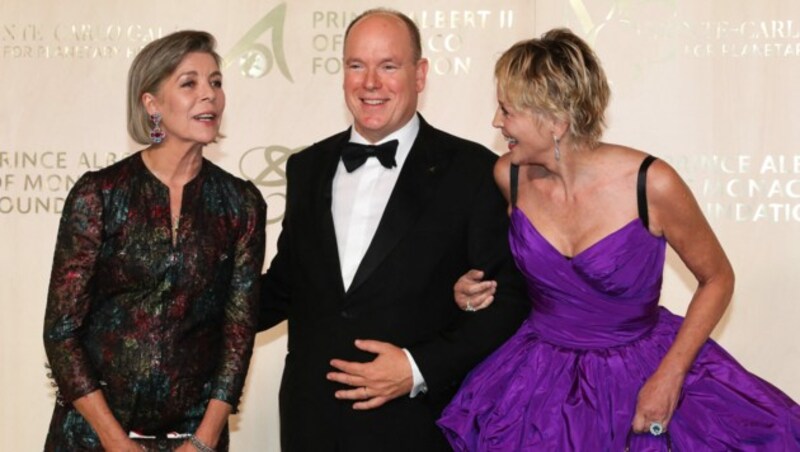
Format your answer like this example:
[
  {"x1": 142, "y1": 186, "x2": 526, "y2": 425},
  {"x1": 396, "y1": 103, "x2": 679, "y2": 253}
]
[{"x1": 43, "y1": 154, "x2": 266, "y2": 450}]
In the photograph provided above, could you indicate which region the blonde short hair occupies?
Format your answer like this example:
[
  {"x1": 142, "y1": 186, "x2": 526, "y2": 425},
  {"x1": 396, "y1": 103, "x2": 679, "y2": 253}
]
[
  {"x1": 495, "y1": 28, "x2": 610, "y2": 148},
  {"x1": 127, "y1": 30, "x2": 221, "y2": 144}
]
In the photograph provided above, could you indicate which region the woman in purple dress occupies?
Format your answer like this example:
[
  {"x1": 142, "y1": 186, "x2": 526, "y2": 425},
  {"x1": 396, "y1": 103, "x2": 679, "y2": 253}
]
[{"x1": 438, "y1": 28, "x2": 800, "y2": 450}]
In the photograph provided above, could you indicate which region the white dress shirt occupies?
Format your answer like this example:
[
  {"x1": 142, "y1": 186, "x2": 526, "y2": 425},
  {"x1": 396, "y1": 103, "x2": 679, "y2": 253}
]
[{"x1": 331, "y1": 114, "x2": 427, "y2": 397}]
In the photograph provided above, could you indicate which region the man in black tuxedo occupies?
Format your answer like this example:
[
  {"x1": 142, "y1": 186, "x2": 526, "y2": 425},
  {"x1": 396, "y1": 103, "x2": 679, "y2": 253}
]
[{"x1": 258, "y1": 8, "x2": 529, "y2": 451}]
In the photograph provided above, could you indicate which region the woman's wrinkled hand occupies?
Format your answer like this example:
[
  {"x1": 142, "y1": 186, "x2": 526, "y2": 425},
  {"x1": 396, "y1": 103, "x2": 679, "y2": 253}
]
[
  {"x1": 454, "y1": 269, "x2": 497, "y2": 312},
  {"x1": 632, "y1": 368, "x2": 685, "y2": 435}
]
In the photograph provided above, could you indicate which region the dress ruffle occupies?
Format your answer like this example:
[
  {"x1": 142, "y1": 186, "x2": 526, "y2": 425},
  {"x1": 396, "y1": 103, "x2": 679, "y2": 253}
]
[{"x1": 439, "y1": 309, "x2": 800, "y2": 451}]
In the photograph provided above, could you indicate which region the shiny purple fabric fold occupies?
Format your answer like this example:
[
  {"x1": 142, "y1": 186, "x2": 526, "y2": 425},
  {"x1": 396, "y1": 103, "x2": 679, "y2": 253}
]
[{"x1": 438, "y1": 208, "x2": 800, "y2": 451}]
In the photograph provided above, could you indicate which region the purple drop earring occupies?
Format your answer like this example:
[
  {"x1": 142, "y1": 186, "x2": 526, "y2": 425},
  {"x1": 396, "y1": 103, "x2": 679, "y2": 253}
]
[{"x1": 150, "y1": 113, "x2": 165, "y2": 144}]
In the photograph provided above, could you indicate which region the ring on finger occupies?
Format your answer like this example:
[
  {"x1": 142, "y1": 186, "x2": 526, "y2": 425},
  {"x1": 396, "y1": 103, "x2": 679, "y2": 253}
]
[
  {"x1": 362, "y1": 387, "x2": 369, "y2": 398},
  {"x1": 649, "y1": 421, "x2": 665, "y2": 436},
  {"x1": 465, "y1": 301, "x2": 476, "y2": 312}
]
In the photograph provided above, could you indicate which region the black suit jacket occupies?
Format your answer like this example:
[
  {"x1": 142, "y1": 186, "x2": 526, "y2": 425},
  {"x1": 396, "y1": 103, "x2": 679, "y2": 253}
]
[{"x1": 259, "y1": 116, "x2": 529, "y2": 451}]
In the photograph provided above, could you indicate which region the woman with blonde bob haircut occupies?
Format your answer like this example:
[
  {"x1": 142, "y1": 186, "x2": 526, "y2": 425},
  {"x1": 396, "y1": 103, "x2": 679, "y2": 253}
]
[
  {"x1": 44, "y1": 30, "x2": 265, "y2": 451},
  {"x1": 438, "y1": 28, "x2": 800, "y2": 450},
  {"x1": 494, "y1": 28, "x2": 610, "y2": 149}
]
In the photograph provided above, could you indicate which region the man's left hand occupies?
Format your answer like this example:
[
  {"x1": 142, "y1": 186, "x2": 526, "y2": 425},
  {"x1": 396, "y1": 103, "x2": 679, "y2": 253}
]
[{"x1": 327, "y1": 339, "x2": 413, "y2": 410}]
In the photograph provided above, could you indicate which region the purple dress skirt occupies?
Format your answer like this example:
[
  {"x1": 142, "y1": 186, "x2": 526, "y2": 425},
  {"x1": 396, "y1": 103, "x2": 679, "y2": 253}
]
[{"x1": 438, "y1": 160, "x2": 800, "y2": 451}]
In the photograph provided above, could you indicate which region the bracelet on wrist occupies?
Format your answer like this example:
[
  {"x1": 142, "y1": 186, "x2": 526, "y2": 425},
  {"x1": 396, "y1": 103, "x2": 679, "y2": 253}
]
[{"x1": 189, "y1": 434, "x2": 216, "y2": 452}]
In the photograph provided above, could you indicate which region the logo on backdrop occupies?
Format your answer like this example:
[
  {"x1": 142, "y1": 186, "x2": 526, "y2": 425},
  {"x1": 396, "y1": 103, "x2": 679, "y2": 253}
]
[
  {"x1": 0, "y1": 151, "x2": 127, "y2": 215},
  {"x1": 239, "y1": 144, "x2": 305, "y2": 224},
  {"x1": 0, "y1": 3, "x2": 297, "y2": 68},
  {"x1": 566, "y1": 0, "x2": 800, "y2": 60},
  {"x1": 222, "y1": 3, "x2": 293, "y2": 81},
  {"x1": 309, "y1": 7, "x2": 518, "y2": 76},
  {"x1": 0, "y1": 23, "x2": 164, "y2": 59},
  {"x1": 565, "y1": 0, "x2": 687, "y2": 73}
]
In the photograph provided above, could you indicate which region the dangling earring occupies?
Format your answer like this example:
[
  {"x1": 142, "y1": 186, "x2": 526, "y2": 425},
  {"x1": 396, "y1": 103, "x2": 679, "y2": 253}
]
[
  {"x1": 150, "y1": 113, "x2": 165, "y2": 144},
  {"x1": 553, "y1": 134, "x2": 561, "y2": 161}
]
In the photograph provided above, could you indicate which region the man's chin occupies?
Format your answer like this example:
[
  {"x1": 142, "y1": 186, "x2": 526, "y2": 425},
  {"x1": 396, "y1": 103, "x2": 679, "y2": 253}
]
[{"x1": 354, "y1": 122, "x2": 390, "y2": 141}]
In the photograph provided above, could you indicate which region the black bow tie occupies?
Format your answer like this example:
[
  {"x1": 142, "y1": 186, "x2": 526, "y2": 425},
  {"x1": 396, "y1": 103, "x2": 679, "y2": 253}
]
[{"x1": 341, "y1": 140, "x2": 399, "y2": 173}]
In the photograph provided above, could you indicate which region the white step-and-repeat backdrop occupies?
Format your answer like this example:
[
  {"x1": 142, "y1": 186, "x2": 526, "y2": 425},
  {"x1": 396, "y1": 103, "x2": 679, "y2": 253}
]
[{"x1": 2, "y1": 1, "x2": 798, "y2": 450}]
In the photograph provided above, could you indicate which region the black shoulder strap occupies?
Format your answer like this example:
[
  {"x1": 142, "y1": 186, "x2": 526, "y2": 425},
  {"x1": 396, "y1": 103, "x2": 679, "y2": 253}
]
[
  {"x1": 637, "y1": 155, "x2": 657, "y2": 229},
  {"x1": 510, "y1": 164, "x2": 519, "y2": 207}
]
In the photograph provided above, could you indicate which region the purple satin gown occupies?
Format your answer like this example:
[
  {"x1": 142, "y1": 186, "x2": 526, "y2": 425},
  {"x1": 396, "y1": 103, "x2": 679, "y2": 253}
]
[{"x1": 438, "y1": 160, "x2": 800, "y2": 451}]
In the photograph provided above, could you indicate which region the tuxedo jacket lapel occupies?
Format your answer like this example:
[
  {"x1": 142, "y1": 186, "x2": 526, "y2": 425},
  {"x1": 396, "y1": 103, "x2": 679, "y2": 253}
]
[
  {"x1": 348, "y1": 119, "x2": 449, "y2": 294},
  {"x1": 315, "y1": 132, "x2": 349, "y2": 297}
]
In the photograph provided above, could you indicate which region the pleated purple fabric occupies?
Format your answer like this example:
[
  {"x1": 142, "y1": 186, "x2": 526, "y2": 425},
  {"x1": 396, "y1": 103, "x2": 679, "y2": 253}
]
[{"x1": 438, "y1": 208, "x2": 800, "y2": 451}]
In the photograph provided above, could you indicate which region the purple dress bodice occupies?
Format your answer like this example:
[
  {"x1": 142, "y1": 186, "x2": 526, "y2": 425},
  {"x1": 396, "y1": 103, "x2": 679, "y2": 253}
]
[{"x1": 511, "y1": 208, "x2": 666, "y2": 349}]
